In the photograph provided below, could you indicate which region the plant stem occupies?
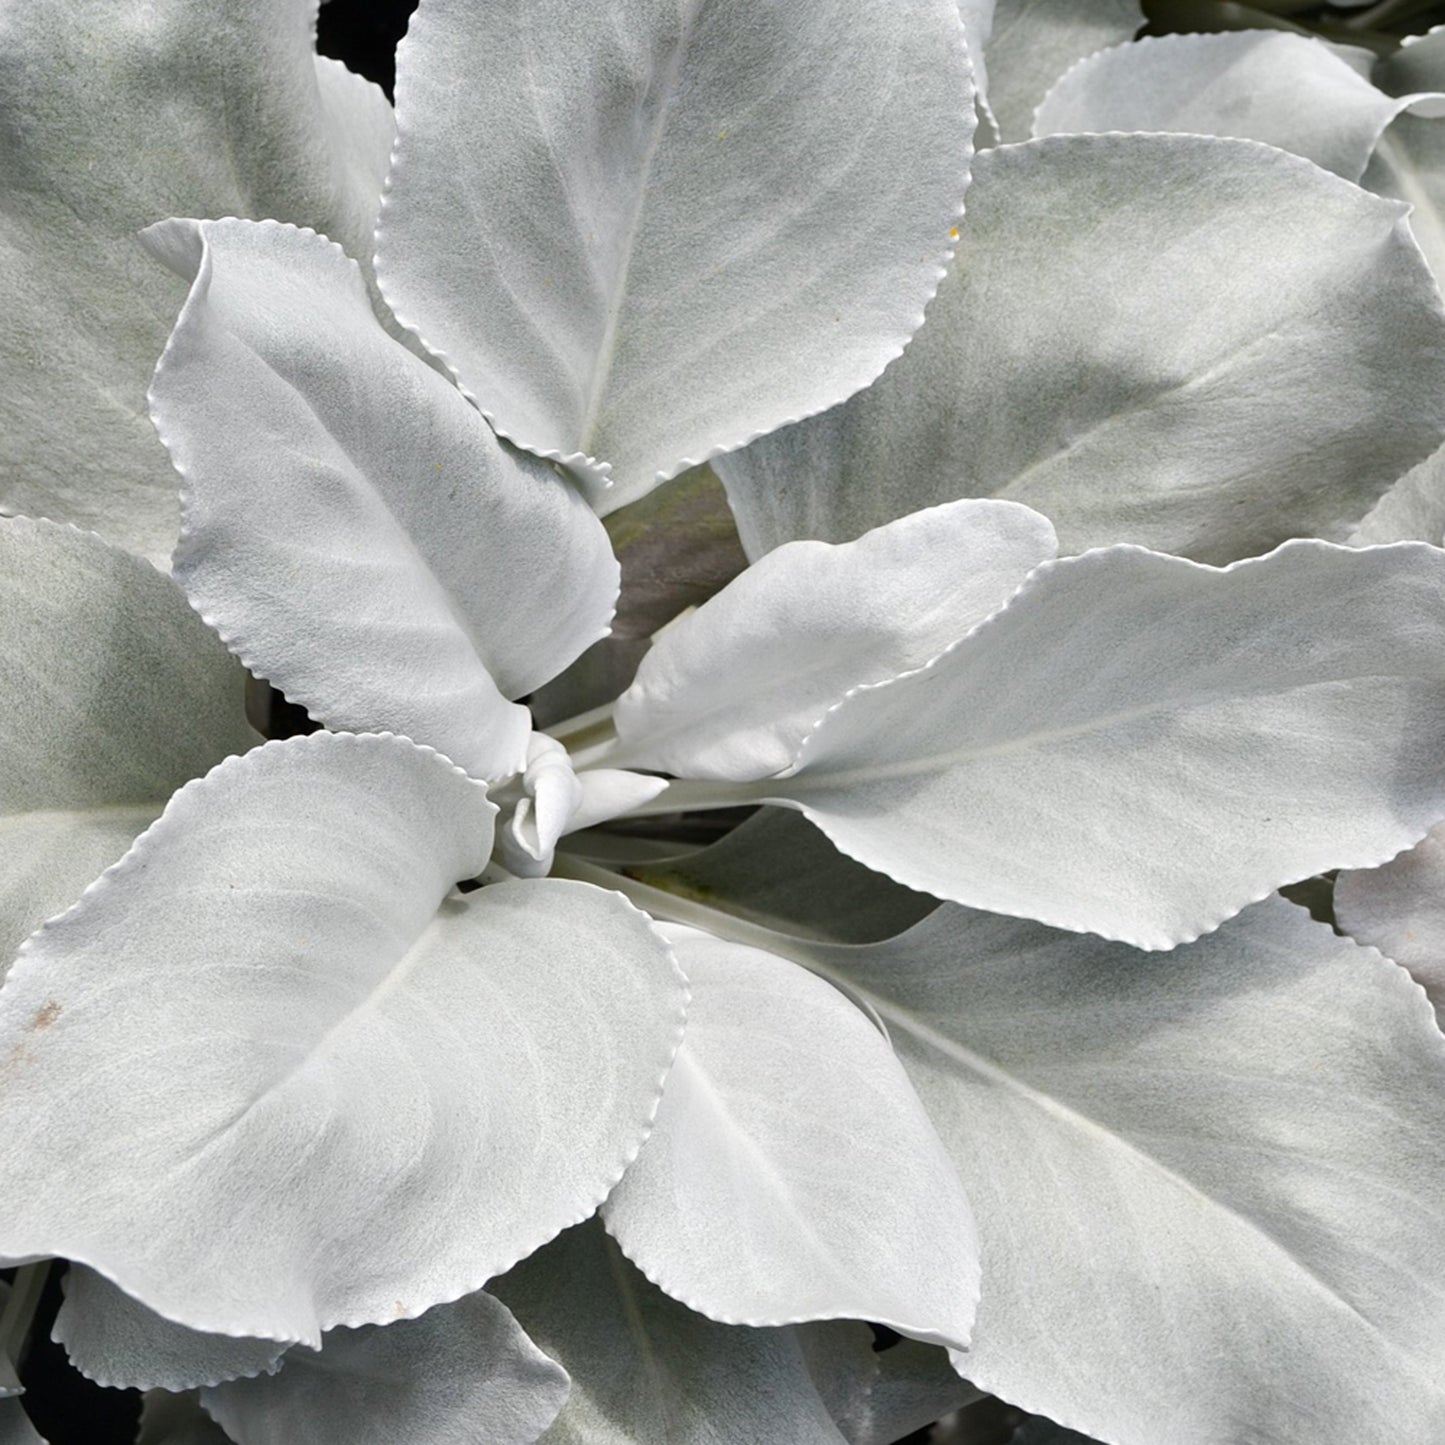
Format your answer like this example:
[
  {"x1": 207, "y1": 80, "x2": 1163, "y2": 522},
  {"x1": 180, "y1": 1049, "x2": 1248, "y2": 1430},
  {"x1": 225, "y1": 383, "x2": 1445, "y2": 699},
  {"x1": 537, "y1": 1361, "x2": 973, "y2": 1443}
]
[
  {"x1": 542, "y1": 700, "x2": 617, "y2": 750},
  {"x1": 603, "y1": 777, "x2": 772, "y2": 818},
  {"x1": 1341, "y1": 0, "x2": 1441, "y2": 30},
  {"x1": 551, "y1": 851, "x2": 897, "y2": 1037},
  {"x1": 0, "y1": 1261, "x2": 50, "y2": 1391}
]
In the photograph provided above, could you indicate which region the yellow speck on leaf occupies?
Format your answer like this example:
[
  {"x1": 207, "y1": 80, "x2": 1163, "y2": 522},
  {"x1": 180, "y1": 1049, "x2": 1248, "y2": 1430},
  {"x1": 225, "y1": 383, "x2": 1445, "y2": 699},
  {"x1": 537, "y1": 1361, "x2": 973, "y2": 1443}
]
[
  {"x1": 949, "y1": 227, "x2": 959, "y2": 241},
  {"x1": 718, "y1": 130, "x2": 726, "y2": 141}
]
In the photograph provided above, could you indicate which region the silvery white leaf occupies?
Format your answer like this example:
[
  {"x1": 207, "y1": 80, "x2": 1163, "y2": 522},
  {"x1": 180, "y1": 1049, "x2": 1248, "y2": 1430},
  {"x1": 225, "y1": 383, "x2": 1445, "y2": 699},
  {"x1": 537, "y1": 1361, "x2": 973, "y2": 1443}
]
[
  {"x1": 137, "y1": 1394, "x2": 233, "y2": 1445},
  {"x1": 565, "y1": 770, "x2": 670, "y2": 835},
  {"x1": 0, "y1": 517, "x2": 254, "y2": 975},
  {"x1": 603, "y1": 924, "x2": 979, "y2": 1349},
  {"x1": 616, "y1": 808, "x2": 934, "y2": 944},
  {"x1": 0, "y1": 733, "x2": 686, "y2": 1345},
  {"x1": 1375, "y1": 24, "x2": 1445, "y2": 97},
  {"x1": 717, "y1": 135, "x2": 1445, "y2": 564},
  {"x1": 766, "y1": 541, "x2": 1445, "y2": 949},
  {"x1": 494, "y1": 1219, "x2": 852, "y2": 1444},
  {"x1": 958, "y1": 3, "x2": 996, "y2": 121},
  {"x1": 610, "y1": 500, "x2": 1056, "y2": 780},
  {"x1": 496, "y1": 734, "x2": 585, "y2": 877},
  {"x1": 0, "y1": 0, "x2": 394, "y2": 563},
  {"x1": 1362, "y1": 118, "x2": 1445, "y2": 286},
  {"x1": 1336, "y1": 821, "x2": 1445, "y2": 1029},
  {"x1": 812, "y1": 897, "x2": 1445, "y2": 1443},
  {"x1": 0, "y1": 1401, "x2": 45, "y2": 1445},
  {"x1": 1348, "y1": 446, "x2": 1445, "y2": 544},
  {"x1": 146, "y1": 217, "x2": 622, "y2": 782},
  {"x1": 53, "y1": 1266, "x2": 285, "y2": 1392},
  {"x1": 202, "y1": 1292, "x2": 568, "y2": 1445},
  {"x1": 1033, "y1": 32, "x2": 1403, "y2": 181},
  {"x1": 984, "y1": 0, "x2": 1143, "y2": 140},
  {"x1": 376, "y1": 0, "x2": 975, "y2": 508}
]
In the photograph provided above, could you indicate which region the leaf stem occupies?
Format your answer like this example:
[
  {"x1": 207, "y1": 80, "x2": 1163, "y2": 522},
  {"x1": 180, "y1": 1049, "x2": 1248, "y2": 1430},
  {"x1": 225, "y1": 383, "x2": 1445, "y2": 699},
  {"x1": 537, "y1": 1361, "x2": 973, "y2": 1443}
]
[
  {"x1": 601, "y1": 777, "x2": 772, "y2": 819},
  {"x1": 0, "y1": 1261, "x2": 50, "y2": 1391},
  {"x1": 543, "y1": 699, "x2": 618, "y2": 752},
  {"x1": 551, "y1": 852, "x2": 897, "y2": 1038},
  {"x1": 1341, "y1": 0, "x2": 1440, "y2": 30},
  {"x1": 551, "y1": 853, "x2": 818, "y2": 962}
]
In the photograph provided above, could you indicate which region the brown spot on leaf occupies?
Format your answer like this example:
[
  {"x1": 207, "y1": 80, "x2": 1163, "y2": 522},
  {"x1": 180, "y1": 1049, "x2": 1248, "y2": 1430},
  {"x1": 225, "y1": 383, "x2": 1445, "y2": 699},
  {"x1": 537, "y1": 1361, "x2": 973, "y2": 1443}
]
[{"x1": 27, "y1": 1001, "x2": 62, "y2": 1032}]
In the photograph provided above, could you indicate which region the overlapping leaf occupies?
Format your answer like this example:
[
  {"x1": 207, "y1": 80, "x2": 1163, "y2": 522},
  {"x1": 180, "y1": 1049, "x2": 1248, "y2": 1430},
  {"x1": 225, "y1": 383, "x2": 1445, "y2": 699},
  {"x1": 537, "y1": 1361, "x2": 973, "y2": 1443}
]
[
  {"x1": 376, "y1": 0, "x2": 975, "y2": 509},
  {"x1": 203, "y1": 1292, "x2": 569, "y2": 1445},
  {"x1": 1349, "y1": 445, "x2": 1445, "y2": 544},
  {"x1": 982, "y1": 0, "x2": 1143, "y2": 140},
  {"x1": 0, "y1": 1400, "x2": 45, "y2": 1445},
  {"x1": 146, "y1": 218, "x2": 619, "y2": 781},
  {"x1": 1364, "y1": 28, "x2": 1445, "y2": 285},
  {"x1": 1337, "y1": 821, "x2": 1445, "y2": 1029},
  {"x1": 136, "y1": 1395, "x2": 230, "y2": 1445},
  {"x1": 1033, "y1": 32, "x2": 1410, "y2": 180},
  {"x1": 493, "y1": 1219, "x2": 857, "y2": 1444},
  {"x1": 0, "y1": 517, "x2": 254, "y2": 975},
  {"x1": 603, "y1": 924, "x2": 979, "y2": 1349},
  {"x1": 0, "y1": 0, "x2": 394, "y2": 562},
  {"x1": 761, "y1": 541, "x2": 1445, "y2": 948},
  {"x1": 717, "y1": 134, "x2": 1445, "y2": 563},
  {"x1": 610, "y1": 500, "x2": 1056, "y2": 779},
  {"x1": 0, "y1": 733, "x2": 686, "y2": 1345},
  {"x1": 54, "y1": 1268, "x2": 284, "y2": 1392},
  {"x1": 811, "y1": 897, "x2": 1445, "y2": 1443}
]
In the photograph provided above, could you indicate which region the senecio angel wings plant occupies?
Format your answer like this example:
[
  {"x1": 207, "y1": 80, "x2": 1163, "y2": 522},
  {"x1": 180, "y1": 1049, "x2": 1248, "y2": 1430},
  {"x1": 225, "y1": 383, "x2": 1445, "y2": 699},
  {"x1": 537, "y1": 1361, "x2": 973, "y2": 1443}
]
[{"x1": 9, "y1": 0, "x2": 1445, "y2": 1442}]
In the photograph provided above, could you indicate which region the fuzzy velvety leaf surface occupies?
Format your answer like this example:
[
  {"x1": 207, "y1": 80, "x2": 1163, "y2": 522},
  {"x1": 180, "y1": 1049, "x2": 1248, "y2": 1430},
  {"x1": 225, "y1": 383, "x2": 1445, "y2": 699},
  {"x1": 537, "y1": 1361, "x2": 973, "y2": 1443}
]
[
  {"x1": 376, "y1": 0, "x2": 975, "y2": 509},
  {"x1": 1363, "y1": 32, "x2": 1445, "y2": 287},
  {"x1": 1033, "y1": 32, "x2": 1402, "y2": 180},
  {"x1": 812, "y1": 897, "x2": 1445, "y2": 1443},
  {"x1": 717, "y1": 134, "x2": 1445, "y2": 564},
  {"x1": 603, "y1": 924, "x2": 979, "y2": 1349},
  {"x1": 1349, "y1": 445, "x2": 1445, "y2": 544},
  {"x1": 767, "y1": 541, "x2": 1445, "y2": 948},
  {"x1": 0, "y1": 734, "x2": 686, "y2": 1345},
  {"x1": 147, "y1": 218, "x2": 618, "y2": 782},
  {"x1": 493, "y1": 1219, "x2": 854, "y2": 1444},
  {"x1": 54, "y1": 1267, "x2": 285, "y2": 1392},
  {"x1": 610, "y1": 500, "x2": 1055, "y2": 780},
  {"x1": 983, "y1": 0, "x2": 1143, "y2": 140},
  {"x1": 0, "y1": 517, "x2": 254, "y2": 974},
  {"x1": 1336, "y1": 821, "x2": 1445, "y2": 1029},
  {"x1": 202, "y1": 1292, "x2": 568, "y2": 1445},
  {"x1": 0, "y1": 0, "x2": 394, "y2": 563}
]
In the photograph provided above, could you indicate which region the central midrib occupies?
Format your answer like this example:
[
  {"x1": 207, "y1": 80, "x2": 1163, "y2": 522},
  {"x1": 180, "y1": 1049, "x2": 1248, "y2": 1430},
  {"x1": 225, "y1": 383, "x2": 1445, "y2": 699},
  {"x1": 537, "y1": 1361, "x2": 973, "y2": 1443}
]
[
  {"x1": 575, "y1": 0, "x2": 705, "y2": 456},
  {"x1": 822, "y1": 973, "x2": 1445, "y2": 1392}
]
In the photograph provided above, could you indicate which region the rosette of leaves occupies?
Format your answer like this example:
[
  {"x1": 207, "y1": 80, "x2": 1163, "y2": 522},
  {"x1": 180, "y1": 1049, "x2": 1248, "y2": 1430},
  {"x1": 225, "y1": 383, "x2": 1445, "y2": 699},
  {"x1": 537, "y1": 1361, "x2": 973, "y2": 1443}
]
[{"x1": 4, "y1": 2, "x2": 1445, "y2": 1444}]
